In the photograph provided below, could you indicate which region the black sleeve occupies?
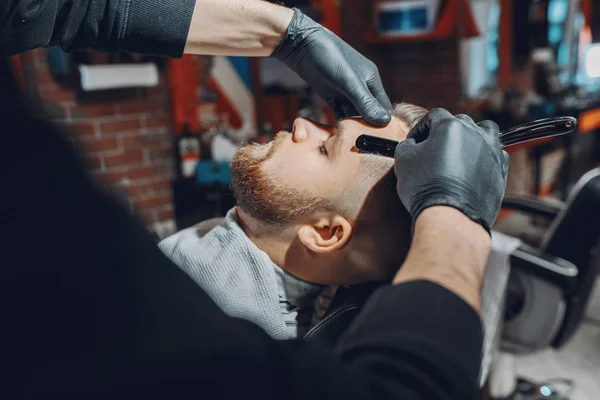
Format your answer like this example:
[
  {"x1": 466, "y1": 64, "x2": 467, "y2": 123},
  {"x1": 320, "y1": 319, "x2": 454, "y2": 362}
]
[
  {"x1": 337, "y1": 282, "x2": 483, "y2": 399},
  {"x1": 0, "y1": 0, "x2": 196, "y2": 57},
  {"x1": 0, "y1": 65, "x2": 482, "y2": 398}
]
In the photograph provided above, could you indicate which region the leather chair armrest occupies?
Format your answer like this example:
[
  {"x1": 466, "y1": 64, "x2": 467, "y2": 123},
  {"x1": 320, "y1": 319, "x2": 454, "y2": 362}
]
[
  {"x1": 502, "y1": 195, "x2": 564, "y2": 220},
  {"x1": 510, "y1": 244, "x2": 578, "y2": 294}
]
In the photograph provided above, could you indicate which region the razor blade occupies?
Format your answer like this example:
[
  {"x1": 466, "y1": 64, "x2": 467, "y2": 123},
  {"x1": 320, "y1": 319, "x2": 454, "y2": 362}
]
[{"x1": 355, "y1": 116, "x2": 578, "y2": 158}]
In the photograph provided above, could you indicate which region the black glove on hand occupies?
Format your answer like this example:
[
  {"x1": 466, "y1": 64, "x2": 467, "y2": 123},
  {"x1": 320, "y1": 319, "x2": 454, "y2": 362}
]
[
  {"x1": 394, "y1": 109, "x2": 510, "y2": 234},
  {"x1": 272, "y1": 8, "x2": 392, "y2": 126}
]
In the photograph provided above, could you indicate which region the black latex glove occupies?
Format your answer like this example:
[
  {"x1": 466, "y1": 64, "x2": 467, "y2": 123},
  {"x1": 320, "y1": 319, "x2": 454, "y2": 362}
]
[
  {"x1": 272, "y1": 8, "x2": 392, "y2": 126},
  {"x1": 394, "y1": 109, "x2": 510, "y2": 234}
]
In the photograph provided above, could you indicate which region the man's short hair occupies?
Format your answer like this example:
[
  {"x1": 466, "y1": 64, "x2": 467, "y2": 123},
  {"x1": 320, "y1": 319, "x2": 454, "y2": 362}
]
[
  {"x1": 348, "y1": 103, "x2": 428, "y2": 271},
  {"x1": 392, "y1": 102, "x2": 429, "y2": 134},
  {"x1": 356, "y1": 102, "x2": 428, "y2": 195}
]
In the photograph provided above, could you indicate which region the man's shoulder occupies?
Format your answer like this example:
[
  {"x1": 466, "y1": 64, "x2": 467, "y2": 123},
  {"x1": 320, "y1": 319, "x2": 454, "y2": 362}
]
[
  {"x1": 158, "y1": 216, "x2": 228, "y2": 254},
  {"x1": 158, "y1": 227, "x2": 202, "y2": 257},
  {"x1": 157, "y1": 212, "x2": 246, "y2": 269}
]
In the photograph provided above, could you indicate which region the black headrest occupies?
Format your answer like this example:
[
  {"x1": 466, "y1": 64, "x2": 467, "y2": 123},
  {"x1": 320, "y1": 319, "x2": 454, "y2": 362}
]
[
  {"x1": 304, "y1": 282, "x2": 384, "y2": 347},
  {"x1": 542, "y1": 168, "x2": 600, "y2": 269},
  {"x1": 541, "y1": 168, "x2": 600, "y2": 347}
]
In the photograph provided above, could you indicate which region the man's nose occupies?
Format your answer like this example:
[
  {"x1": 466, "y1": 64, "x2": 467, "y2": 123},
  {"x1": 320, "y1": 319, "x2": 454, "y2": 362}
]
[
  {"x1": 292, "y1": 118, "x2": 310, "y2": 143},
  {"x1": 292, "y1": 118, "x2": 331, "y2": 143}
]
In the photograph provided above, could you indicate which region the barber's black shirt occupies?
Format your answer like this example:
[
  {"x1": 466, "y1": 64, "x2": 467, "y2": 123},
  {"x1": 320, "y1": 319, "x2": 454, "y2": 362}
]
[{"x1": 0, "y1": 1, "x2": 483, "y2": 398}]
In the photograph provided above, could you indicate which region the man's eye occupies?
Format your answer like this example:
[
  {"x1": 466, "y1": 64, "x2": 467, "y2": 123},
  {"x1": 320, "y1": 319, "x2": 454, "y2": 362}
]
[{"x1": 318, "y1": 142, "x2": 328, "y2": 156}]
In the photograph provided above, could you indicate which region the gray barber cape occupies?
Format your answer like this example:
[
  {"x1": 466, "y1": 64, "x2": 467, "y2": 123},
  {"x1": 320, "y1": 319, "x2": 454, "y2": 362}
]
[
  {"x1": 159, "y1": 208, "x2": 322, "y2": 340},
  {"x1": 160, "y1": 209, "x2": 517, "y2": 386}
]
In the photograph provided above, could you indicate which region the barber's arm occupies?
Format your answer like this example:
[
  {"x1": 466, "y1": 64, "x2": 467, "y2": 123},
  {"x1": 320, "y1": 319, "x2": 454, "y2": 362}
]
[
  {"x1": 0, "y1": 0, "x2": 390, "y2": 125},
  {"x1": 334, "y1": 208, "x2": 490, "y2": 400},
  {"x1": 0, "y1": 0, "x2": 196, "y2": 57},
  {"x1": 333, "y1": 109, "x2": 510, "y2": 399},
  {"x1": 392, "y1": 109, "x2": 510, "y2": 308}
]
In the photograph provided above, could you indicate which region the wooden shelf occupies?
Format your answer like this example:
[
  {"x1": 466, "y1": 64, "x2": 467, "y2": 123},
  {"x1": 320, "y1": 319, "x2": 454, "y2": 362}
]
[{"x1": 365, "y1": 0, "x2": 479, "y2": 44}]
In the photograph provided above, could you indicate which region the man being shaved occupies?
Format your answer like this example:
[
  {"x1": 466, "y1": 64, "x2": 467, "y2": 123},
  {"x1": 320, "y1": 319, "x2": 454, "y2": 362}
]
[{"x1": 160, "y1": 103, "x2": 427, "y2": 339}]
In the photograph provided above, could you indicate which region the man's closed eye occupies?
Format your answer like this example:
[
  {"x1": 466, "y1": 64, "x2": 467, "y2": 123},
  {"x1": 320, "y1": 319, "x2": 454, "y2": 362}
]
[{"x1": 318, "y1": 141, "x2": 328, "y2": 156}]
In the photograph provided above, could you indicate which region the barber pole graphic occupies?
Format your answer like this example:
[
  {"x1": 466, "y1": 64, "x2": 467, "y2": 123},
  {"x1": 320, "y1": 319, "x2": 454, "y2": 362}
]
[{"x1": 203, "y1": 56, "x2": 256, "y2": 138}]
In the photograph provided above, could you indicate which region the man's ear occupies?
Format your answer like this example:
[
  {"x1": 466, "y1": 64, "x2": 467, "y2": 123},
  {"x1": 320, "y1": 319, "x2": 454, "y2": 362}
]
[{"x1": 297, "y1": 215, "x2": 352, "y2": 253}]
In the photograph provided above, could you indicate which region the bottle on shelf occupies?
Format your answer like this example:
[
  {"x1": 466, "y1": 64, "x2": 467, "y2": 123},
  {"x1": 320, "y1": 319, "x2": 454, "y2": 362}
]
[{"x1": 177, "y1": 123, "x2": 201, "y2": 179}]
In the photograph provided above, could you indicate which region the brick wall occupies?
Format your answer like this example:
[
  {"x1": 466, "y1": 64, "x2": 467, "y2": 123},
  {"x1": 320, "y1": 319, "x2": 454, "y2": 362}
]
[
  {"x1": 20, "y1": 49, "x2": 176, "y2": 238},
  {"x1": 341, "y1": 0, "x2": 462, "y2": 111}
]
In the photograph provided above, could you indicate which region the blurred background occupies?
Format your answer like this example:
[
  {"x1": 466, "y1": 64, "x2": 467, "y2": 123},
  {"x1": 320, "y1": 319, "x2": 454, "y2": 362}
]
[{"x1": 7, "y1": 1, "x2": 600, "y2": 399}]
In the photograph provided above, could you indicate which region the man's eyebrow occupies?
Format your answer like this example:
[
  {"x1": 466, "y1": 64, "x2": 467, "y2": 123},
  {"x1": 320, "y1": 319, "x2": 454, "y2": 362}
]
[{"x1": 333, "y1": 123, "x2": 351, "y2": 157}]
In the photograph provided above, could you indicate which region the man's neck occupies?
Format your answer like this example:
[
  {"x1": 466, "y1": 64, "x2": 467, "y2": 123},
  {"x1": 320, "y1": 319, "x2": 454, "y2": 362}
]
[
  {"x1": 235, "y1": 207, "x2": 292, "y2": 268},
  {"x1": 235, "y1": 207, "x2": 334, "y2": 283}
]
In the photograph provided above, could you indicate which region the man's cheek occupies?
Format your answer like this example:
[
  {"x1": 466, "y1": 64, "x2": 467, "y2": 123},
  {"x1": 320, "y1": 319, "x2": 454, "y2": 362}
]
[{"x1": 313, "y1": 173, "x2": 342, "y2": 196}]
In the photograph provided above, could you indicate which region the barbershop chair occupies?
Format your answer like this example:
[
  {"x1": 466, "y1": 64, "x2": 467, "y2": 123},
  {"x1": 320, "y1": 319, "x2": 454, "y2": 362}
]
[
  {"x1": 487, "y1": 168, "x2": 600, "y2": 399},
  {"x1": 500, "y1": 167, "x2": 600, "y2": 353}
]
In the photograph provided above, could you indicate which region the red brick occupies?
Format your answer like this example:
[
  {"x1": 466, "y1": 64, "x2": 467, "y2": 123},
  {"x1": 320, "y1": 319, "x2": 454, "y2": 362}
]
[
  {"x1": 99, "y1": 118, "x2": 142, "y2": 135},
  {"x1": 64, "y1": 121, "x2": 97, "y2": 137},
  {"x1": 125, "y1": 182, "x2": 154, "y2": 198},
  {"x1": 151, "y1": 180, "x2": 172, "y2": 193},
  {"x1": 94, "y1": 166, "x2": 170, "y2": 185},
  {"x1": 156, "y1": 208, "x2": 175, "y2": 221},
  {"x1": 133, "y1": 193, "x2": 172, "y2": 210},
  {"x1": 117, "y1": 101, "x2": 149, "y2": 115},
  {"x1": 120, "y1": 166, "x2": 153, "y2": 181},
  {"x1": 127, "y1": 165, "x2": 169, "y2": 180},
  {"x1": 144, "y1": 85, "x2": 168, "y2": 97},
  {"x1": 104, "y1": 150, "x2": 144, "y2": 168},
  {"x1": 78, "y1": 137, "x2": 120, "y2": 153},
  {"x1": 94, "y1": 169, "x2": 129, "y2": 184},
  {"x1": 40, "y1": 86, "x2": 77, "y2": 102},
  {"x1": 121, "y1": 135, "x2": 143, "y2": 150},
  {"x1": 148, "y1": 147, "x2": 172, "y2": 161},
  {"x1": 109, "y1": 165, "x2": 172, "y2": 182},
  {"x1": 117, "y1": 98, "x2": 164, "y2": 115},
  {"x1": 145, "y1": 115, "x2": 171, "y2": 130},
  {"x1": 122, "y1": 133, "x2": 171, "y2": 151},
  {"x1": 122, "y1": 134, "x2": 159, "y2": 149},
  {"x1": 71, "y1": 103, "x2": 116, "y2": 119},
  {"x1": 148, "y1": 95, "x2": 172, "y2": 109}
]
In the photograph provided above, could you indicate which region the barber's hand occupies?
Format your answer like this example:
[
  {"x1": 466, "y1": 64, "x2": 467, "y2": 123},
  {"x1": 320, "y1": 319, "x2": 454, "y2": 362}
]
[
  {"x1": 272, "y1": 8, "x2": 392, "y2": 126},
  {"x1": 394, "y1": 109, "x2": 510, "y2": 234}
]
